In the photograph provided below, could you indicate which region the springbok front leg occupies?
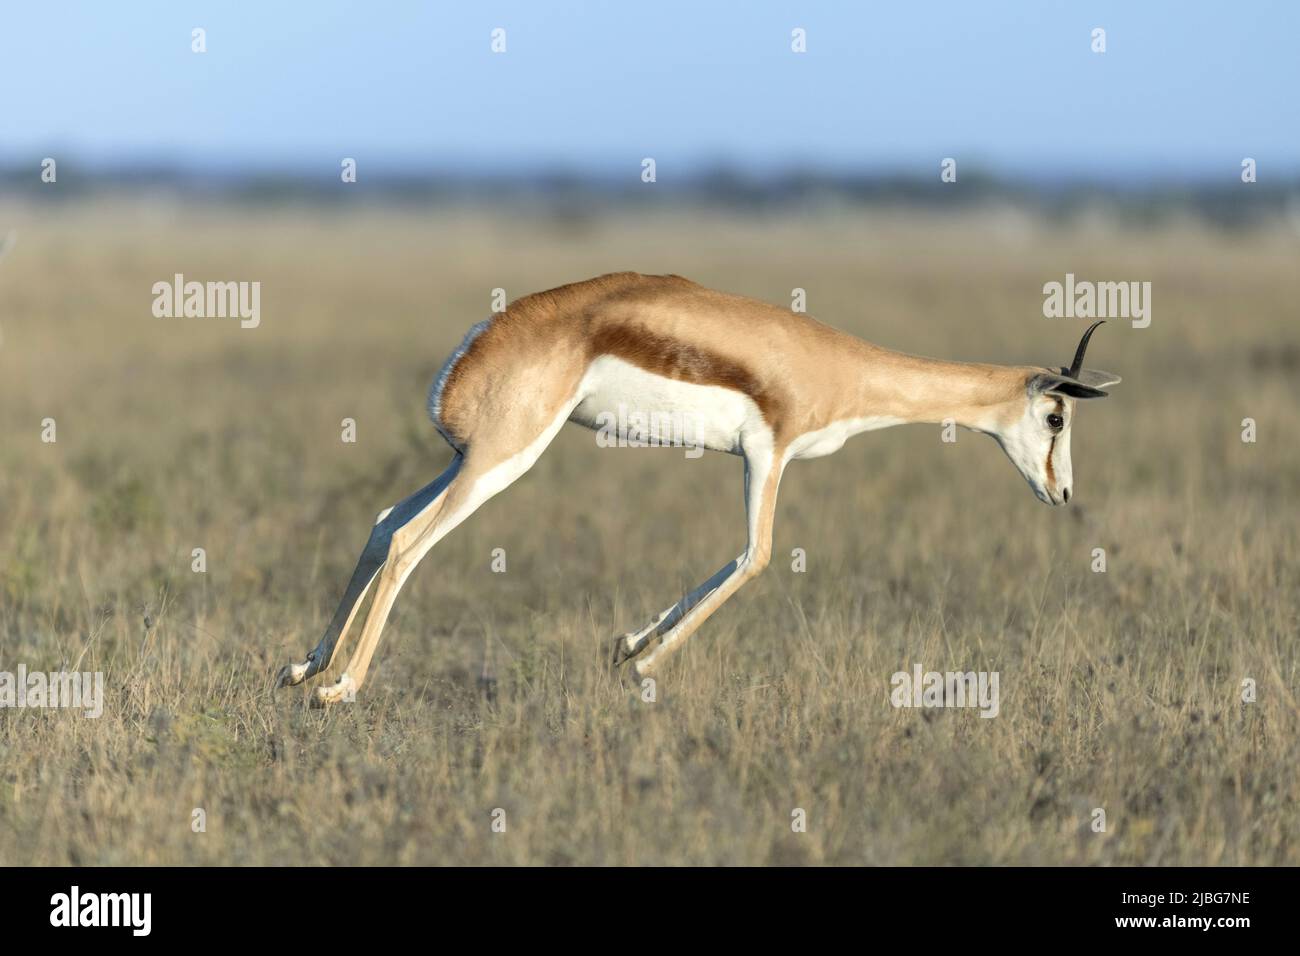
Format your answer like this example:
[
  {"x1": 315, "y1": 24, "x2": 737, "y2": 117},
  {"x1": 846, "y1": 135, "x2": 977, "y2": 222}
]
[
  {"x1": 275, "y1": 455, "x2": 464, "y2": 690},
  {"x1": 613, "y1": 440, "x2": 783, "y2": 679}
]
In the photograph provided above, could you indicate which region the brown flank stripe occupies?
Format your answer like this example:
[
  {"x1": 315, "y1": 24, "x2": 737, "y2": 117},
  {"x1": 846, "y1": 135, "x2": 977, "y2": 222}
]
[{"x1": 587, "y1": 323, "x2": 785, "y2": 424}]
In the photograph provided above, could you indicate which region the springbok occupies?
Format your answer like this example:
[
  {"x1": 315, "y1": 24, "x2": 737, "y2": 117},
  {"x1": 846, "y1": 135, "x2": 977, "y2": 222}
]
[{"x1": 276, "y1": 272, "x2": 1119, "y2": 703}]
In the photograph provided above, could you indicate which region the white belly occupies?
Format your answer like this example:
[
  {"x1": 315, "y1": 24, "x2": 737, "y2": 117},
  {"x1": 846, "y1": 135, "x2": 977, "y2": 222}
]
[{"x1": 569, "y1": 355, "x2": 763, "y2": 455}]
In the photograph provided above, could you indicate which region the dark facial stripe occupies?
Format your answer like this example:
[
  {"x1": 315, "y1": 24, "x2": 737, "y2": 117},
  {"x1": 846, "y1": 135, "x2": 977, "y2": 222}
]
[{"x1": 1044, "y1": 397, "x2": 1063, "y2": 488}]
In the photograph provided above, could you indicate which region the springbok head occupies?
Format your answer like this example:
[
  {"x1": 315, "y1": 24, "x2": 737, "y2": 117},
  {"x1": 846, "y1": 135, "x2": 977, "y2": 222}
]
[{"x1": 995, "y1": 321, "x2": 1121, "y2": 506}]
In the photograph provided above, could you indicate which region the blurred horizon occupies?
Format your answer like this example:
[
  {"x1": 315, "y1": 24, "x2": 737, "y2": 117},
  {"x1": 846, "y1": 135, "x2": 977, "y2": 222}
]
[
  {"x1": 2, "y1": 1, "x2": 1298, "y2": 183},
  {"x1": 5, "y1": 159, "x2": 1298, "y2": 233}
]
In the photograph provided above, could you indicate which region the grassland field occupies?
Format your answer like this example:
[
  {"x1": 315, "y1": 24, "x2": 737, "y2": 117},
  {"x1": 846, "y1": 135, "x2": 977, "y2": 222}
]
[{"x1": 0, "y1": 200, "x2": 1296, "y2": 865}]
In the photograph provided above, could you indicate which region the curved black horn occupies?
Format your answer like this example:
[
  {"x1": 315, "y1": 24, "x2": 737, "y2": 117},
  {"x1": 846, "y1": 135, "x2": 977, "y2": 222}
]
[{"x1": 1064, "y1": 320, "x2": 1105, "y2": 378}]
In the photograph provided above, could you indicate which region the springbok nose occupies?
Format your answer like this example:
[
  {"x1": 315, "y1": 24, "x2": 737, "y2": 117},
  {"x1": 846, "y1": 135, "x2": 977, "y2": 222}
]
[{"x1": 1062, "y1": 487, "x2": 1071, "y2": 503}]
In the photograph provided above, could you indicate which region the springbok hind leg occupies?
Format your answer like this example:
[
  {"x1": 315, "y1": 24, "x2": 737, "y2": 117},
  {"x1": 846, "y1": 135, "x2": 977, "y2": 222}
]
[
  {"x1": 313, "y1": 402, "x2": 578, "y2": 705},
  {"x1": 311, "y1": 466, "x2": 489, "y2": 705},
  {"x1": 274, "y1": 455, "x2": 463, "y2": 690}
]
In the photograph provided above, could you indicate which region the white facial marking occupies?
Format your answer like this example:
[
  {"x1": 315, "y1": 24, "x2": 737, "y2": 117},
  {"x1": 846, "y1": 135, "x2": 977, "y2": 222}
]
[{"x1": 995, "y1": 395, "x2": 1074, "y2": 506}]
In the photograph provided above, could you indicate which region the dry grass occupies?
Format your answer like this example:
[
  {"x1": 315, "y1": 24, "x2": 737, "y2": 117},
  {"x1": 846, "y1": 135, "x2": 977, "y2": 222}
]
[{"x1": 0, "y1": 200, "x2": 1297, "y2": 865}]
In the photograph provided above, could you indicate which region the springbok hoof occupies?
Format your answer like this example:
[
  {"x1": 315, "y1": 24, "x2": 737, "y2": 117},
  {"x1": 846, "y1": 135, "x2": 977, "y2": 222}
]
[
  {"x1": 275, "y1": 660, "x2": 310, "y2": 689},
  {"x1": 312, "y1": 674, "x2": 357, "y2": 707},
  {"x1": 611, "y1": 633, "x2": 637, "y2": 667},
  {"x1": 612, "y1": 654, "x2": 654, "y2": 691}
]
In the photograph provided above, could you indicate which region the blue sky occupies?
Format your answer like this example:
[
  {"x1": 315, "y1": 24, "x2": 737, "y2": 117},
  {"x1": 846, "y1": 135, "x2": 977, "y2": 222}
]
[{"x1": 2, "y1": 1, "x2": 1296, "y2": 178}]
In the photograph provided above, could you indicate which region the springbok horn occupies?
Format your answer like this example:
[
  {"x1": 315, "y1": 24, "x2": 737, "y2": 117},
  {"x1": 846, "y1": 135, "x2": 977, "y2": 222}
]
[{"x1": 1064, "y1": 320, "x2": 1105, "y2": 378}]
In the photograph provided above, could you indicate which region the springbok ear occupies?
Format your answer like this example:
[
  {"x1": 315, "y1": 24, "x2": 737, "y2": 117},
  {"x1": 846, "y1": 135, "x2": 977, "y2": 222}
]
[
  {"x1": 1029, "y1": 372, "x2": 1110, "y2": 399},
  {"x1": 1074, "y1": 368, "x2": 1121, "y2": 389}
]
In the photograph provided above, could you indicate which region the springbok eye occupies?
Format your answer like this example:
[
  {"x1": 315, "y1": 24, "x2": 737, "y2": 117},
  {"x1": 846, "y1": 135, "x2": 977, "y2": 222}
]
[{"x1": 1046, "y1": 413, "x2": 1065, "y2": 431}]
